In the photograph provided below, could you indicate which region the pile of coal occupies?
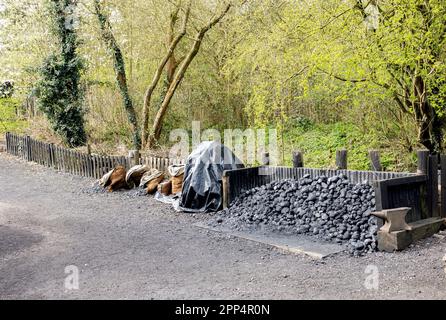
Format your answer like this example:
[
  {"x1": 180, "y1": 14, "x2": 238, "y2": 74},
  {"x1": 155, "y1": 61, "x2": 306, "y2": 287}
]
[{"x1": 214, "y1": 174, "x2": 378, "y2": 256}]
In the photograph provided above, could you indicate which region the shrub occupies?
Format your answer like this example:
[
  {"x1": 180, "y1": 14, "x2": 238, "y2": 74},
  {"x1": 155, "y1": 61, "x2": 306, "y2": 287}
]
[{"x1": 36, "y1": 0, "x2": 86, "y2": 147}]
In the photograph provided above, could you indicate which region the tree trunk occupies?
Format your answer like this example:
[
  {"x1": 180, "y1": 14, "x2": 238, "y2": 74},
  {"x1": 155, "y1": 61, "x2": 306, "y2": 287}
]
[
  {"x1": 141, "y1": 2, "x2": 190, "y2": 147},
  {"x1": 94, "y1": 0, "x2": 141, "y2": 150},
  {"x1": 147, "y1": 3, "x2": 232, "y2": 148},
  {"x1": 412, "y1": 75, "x2": 440, "y2": 153}
]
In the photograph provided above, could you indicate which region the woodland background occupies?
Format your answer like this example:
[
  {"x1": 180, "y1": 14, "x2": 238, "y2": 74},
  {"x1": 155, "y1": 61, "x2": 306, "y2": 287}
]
[{"x1": 1, "y1": 0, "x2": 446, "y2": 171}]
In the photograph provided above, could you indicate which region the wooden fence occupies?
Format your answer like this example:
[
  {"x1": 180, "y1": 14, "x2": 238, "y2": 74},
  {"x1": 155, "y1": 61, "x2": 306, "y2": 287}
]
[
  {"x1": 373, "y1": 152, "x2": 445, "y2": 223},
  {"x1": 5, "y1": 132, "x2": 184, "y2": 179},
  {"x1": 374, "y1": 175, "x2": 428, "y2": 223},
  {"x1": 139, "y1": 155, "x2": 185, "y2": 173}
]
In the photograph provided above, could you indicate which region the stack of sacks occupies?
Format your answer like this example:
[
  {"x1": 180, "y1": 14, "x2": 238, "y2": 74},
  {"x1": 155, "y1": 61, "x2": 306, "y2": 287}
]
[
  {"x1": 99, "y1": 165, "x2": 127, "y2": 192},
  {"x1": 139, "y1": 168, "x2": 165, "y2": 194},
  {"x1": 126, "y1": 165, "x2": 150, "y2": 188},
  {"x1": 168, "y1": 164, "x2": 185, "y2": 194},
  {"x1": 158, "y1": 181, "x2": 172, "y2": 196}
]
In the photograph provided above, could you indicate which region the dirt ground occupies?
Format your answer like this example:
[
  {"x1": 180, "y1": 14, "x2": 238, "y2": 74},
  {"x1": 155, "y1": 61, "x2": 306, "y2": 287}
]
[{"x1": 1, "y1": 152, "x2": 446, "y2": 300}]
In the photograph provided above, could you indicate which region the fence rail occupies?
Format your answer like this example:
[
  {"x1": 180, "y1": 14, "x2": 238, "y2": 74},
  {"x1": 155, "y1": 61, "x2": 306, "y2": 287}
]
[
  {"x1": 5, "y1": 132, "x2": 184, "y2": 179},
  {"x1": 139, "y1": 155, "x2": 185, "y2": 173},
  {"x1": 222, "y1": 166, "x2": 418, "y2": 208}
]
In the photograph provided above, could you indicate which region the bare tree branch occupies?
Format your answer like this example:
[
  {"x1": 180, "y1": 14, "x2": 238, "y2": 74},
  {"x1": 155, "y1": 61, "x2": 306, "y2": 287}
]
[
  {"x1": 317, "y1": 67, "x2": 368, "y2": 83},
  {"x1": 141, "y1": 1, "x2": 191, "y2": 147},
  {"x1": 148, "y1": 2, "x2": 232, "y2": 147}
]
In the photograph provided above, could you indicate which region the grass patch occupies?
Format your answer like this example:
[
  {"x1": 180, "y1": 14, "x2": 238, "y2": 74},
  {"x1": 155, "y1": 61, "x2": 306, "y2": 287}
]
[{"x1": 281, "y1": 118, "x2": 417, "y2": 172}]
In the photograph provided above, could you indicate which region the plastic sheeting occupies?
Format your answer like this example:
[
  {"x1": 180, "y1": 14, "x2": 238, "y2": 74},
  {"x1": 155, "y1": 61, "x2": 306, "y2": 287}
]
[
  {"x1": 154, "y1": 192, "x2": 182, "y2": 212},
  {"x1": 179, "y1": 141, "x2": 244, "y2": 213}
]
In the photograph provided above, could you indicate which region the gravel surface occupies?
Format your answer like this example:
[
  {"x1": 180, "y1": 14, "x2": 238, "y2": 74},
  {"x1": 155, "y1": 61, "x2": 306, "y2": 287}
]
[
  {"x1": 212, "y1": 176, "x2": 377, "y2": 256},
  {"x1": 1, "y1": 152, "x2": 446, "y2": 299}
]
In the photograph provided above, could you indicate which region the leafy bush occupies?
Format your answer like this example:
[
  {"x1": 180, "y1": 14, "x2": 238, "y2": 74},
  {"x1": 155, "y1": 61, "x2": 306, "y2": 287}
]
[
  {"x1": 292, "y1": 116, "x2": 314, "y2": 131},
  {"x1": 0, "y1": 97, "x2": 27, "y2": 134},
  {"x1": 0, "y1": 97, "x2": 19, "y2": 119},
  {"x1": 37, "y1": 53, "x2": 87, "y2": 147},
  {"x1": 36, "y1": 0, "x2": 86, "y2": 147}
]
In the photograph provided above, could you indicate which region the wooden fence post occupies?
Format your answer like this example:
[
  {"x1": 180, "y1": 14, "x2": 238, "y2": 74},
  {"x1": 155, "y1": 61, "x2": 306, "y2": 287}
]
[
  {"x1": 292, "y1": 151, "x2": 304, "y2": 168},
  {"x1": 336, "y1": 149, "x2": 347, "y2": 169},
  {"x1": 86, "y1": 153, "x2": 92, "y2": 178},
  {"x1": 48, "y1": 143, "x2": 54, "y2": 167},
  {"x1": 262, "y1": 152, "x2": 270, "y2": 166},
  {"x1": 128, "y1": 150, "x2": 140, "y2": 168},
  {"x1": 25, "y1": 135, "x2": 31, "y2": 161},
  {"x1": 417, "y1": 150, "x2": 437, "y2": 219},
  {"x1": 369, "y1": 150, "x2": 382, "y2": 171},
  {"x1": 5, "y1": 132, "x2": 9, "y2": 153},
  {"x1": 429, "y1": 154, "x2": 439, "y2": 217},
  {"x1": 417, "y1": 150, "x2": 429, "y2": 175},
  {"x1": 441, "y1": 154, "x2": 446, "y2": 218},
  {"x1": 92, "y1": 155, "x2": 97, "y2": 178},
  {"x1": 222, "y1": 172, "x2": 229, "y2": 209}
]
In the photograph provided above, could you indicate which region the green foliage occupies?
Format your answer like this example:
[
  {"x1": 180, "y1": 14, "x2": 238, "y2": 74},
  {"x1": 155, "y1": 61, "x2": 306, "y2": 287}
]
[
  {"x1": 36, "y1": 0, "x2": 86, "y2": 147},
  {"x1": 0, "y1": 97, "x2": 19, "y2": 118},
  {"x1": 227, "y1": 0, "x2": 446, "y2": 153},
  {"x1": 282, "y1": 119, "x2": 417, "y2": 171},
  {"x1": 0, "y1": 98, "x2": 27, "y2": 134},
  {"x1": 2, "y1": 0, "x2": 445, "y2": 166},
  {"x1": 0, "y1": 81, "x2": 14, "y2": 98},
  {"x1": 292, "y1": 116, "x2": 314, "y2": 131}
]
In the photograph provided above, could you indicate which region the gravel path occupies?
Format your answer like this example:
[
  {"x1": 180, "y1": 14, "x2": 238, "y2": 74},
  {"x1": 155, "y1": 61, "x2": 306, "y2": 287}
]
[{"x1": 1, "y1": 152, "x2": 446, "y2": 299}]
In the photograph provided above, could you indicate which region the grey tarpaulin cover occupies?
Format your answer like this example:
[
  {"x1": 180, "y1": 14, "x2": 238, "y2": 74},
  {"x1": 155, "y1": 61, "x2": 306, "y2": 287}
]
[{"x1": 179, "y1": 141, "x2": 244, "y2": 213}]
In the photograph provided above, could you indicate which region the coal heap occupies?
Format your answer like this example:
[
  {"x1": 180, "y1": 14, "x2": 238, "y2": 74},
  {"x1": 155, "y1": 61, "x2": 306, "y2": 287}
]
[{"x1": 214, "y1": 174, "x2": 378, "y2": 256}]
